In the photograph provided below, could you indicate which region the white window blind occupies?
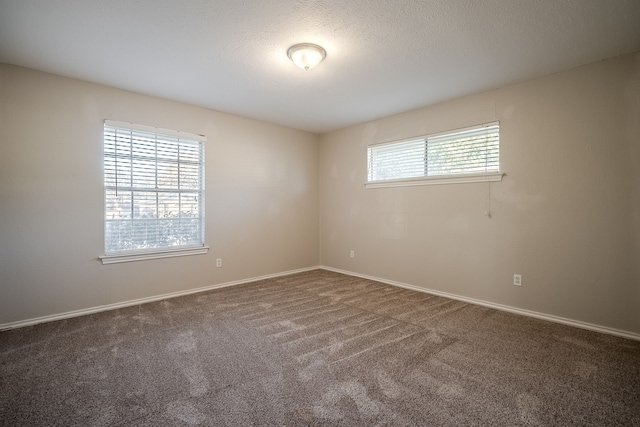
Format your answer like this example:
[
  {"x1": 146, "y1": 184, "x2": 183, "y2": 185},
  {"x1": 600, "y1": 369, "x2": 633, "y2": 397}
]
[
  {"x1": 103, "y1": 121, "x2": 205, "y2": 255},
  {"x1": 367, "y1": 122, "x2": 501, "y2": 187}
]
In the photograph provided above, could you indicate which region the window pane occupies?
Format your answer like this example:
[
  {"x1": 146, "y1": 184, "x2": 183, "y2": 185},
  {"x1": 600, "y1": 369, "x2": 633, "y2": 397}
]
[
  {"x1": 368, "y1": 139, "x2": 425, "y2": 181},
  {"x1": 157, "y1": 161, "x2": 179, "y2": 189},
  {"x1": 105, "y1": 219, "x2": 133, "y2": 252},
  {"x1": 158, "y1": 192, "x2": 179, "y2": 218},
  {"x1": 105, "y1": 190, "x2": 132, "y2": 220},
  {"x1": 180, "y1": 192, "x2": 200, "y2": 217},
  {"x1": 179, "y1": 163, "x2": 201, "y2": 189},
  {"x1": 130, "y1": 131, "x2": 156, "y2": 159},
  {"x1": 367, "y1": 124, "x2": 499, "y2": 183},
  {"x1": 132, "y1": 158, "x2": 156, "y2": 188},
  {"x1": 104, "y1": 122, "x2": 205, "y2": 254},
  {"x1": 180, "y1": 141, "x2": 201, "y2": 163},
  {"x1": 113, "y1": 157, "x2": 132, "y2": 188},
  {"x1": 427, "y1": 126, "x2": 499, "y2": 176},
  {"x1": 133, "y1": 191, "x2": 158, "y2": 220},
  {"x1": 157, "y1": 138, "x2": 179, "y2": 160},
  {"x1": 131, "y1": 219, "x2": 159, "y2": 248}
]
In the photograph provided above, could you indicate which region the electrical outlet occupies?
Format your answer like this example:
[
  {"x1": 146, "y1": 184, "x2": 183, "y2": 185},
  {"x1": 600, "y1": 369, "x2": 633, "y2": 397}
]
[
  {"x1": 216, "y1": 258, "x2": 222, "y2": 268},
  {"x1": 513, "y1": 274, "x2": 522, "y2": 286},
  {"x1": 350, "y1": 250, "x2": 355, "y2": 259}
]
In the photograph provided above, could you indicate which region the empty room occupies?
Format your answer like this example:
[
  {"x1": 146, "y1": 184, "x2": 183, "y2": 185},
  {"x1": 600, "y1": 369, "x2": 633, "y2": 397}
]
[{"x1": 1, "y1": 1, "x2": 639, "y2": 425}]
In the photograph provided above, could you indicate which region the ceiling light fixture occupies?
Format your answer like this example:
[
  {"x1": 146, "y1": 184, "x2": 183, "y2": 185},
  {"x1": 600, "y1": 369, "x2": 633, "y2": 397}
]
[{"x1": 287, "y1": 43, "x2": 326, "y2": 71}]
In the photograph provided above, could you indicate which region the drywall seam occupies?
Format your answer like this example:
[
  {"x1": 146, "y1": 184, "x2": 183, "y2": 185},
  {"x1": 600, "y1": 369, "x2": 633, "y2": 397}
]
[
  {"x1": 0, "y1": 266, "x2": 321, "y2": 331},
  {"x1": 320, "y1": 266, "x2": 640, "y2": 342}
]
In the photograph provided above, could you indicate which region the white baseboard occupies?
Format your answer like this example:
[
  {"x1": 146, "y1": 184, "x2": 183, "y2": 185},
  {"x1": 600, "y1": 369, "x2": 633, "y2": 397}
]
[
  {"x1": 4, "y1": 265, "x2": 639, "y2": 342},
  {"x1": 0, "y1": 266, "x2": 321, "y2": 331},
  {"x1": 320, "y1": 266, "x2": 640, "y2": 342}
]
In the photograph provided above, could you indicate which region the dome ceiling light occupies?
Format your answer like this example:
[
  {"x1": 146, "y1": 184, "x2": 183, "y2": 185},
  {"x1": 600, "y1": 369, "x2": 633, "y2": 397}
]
[{"x1": 287, "y1": 43, "x2": 326, "y2": 71}]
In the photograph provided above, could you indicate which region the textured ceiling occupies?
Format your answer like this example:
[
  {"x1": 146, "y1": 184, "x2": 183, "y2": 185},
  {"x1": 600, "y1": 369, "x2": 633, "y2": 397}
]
[{"x1": 1, "y1": 0, "x2": 639, "y2": 133}]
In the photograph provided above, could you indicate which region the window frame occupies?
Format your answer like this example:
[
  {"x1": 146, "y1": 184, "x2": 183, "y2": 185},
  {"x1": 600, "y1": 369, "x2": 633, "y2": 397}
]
[
  {"x1": 99, "y1": 120, "x2": 208, "y2": 264},
  {"x1": 365, "y1": 121, "x2": 503, "y2": 188}
]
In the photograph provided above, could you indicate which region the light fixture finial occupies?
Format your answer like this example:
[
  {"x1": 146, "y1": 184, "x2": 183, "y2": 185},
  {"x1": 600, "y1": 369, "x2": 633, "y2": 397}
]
[{"x1": 287, "y1": 43, "x2": 326, "y2": 71}]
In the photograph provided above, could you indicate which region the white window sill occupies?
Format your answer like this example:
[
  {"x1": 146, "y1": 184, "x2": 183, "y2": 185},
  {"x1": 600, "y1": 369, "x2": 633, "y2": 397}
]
[
  {"x1": 99, "y1": 245, "x2": 209, "y2": 265},
  {"x1": 365, "y1": 171, "x2": 504, "y2": 189}
]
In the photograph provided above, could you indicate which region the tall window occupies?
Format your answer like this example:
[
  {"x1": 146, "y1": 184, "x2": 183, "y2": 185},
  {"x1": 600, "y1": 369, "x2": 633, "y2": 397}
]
[
  {"x1": 101, "y1": 121, "x2": 207, "y2": 263},
  {"x1": 367, "y1": 122, "x2": 501, "y2": 187}
]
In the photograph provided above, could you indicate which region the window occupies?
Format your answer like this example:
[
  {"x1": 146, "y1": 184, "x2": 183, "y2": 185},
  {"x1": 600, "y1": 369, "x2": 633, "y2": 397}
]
[
  {"x1": 366, "y1": 122, "x2": 502, "y2": 188},
  {"x1": 100, "y1": 121, "x2": 208, "y2": 264}
]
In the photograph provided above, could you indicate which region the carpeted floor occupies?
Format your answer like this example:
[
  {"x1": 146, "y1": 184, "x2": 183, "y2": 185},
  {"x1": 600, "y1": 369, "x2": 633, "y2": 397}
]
[{"x1": 1, "y1": 269, "x2": 639, "y2": 426}]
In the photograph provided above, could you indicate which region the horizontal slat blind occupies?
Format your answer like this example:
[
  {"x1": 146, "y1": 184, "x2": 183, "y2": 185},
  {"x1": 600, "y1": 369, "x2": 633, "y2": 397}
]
[
  {"x1": 368, "y1": 138, "x2": 424, "y2": 181},
  {"x1": 104, "y1": 122, "x2": 205, "y2": 253},
  {"x1": 367, "y1": 123, "x2": 499, "y2": 182},
  {"x1": 427, "y1": 124, "x2": 499, "y2": 176}
]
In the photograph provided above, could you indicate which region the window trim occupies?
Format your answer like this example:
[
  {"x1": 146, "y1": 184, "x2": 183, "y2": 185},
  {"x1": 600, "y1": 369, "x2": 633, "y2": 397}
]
[
  {"x1": 366, "y1": 121, "x2": 503, "y2": 188},
  {"x1": 99, "y1": 245, "x2": 210, "y2": 265},
  {"x1": 365, "y1": 170, "x2": 504, "y2": 188},
  {"x1": 104, "y1": 120, "x2": 207, "y2": 143},
  {"x1": 100, "y1": 120, "x2": 208, "y2": 264}
]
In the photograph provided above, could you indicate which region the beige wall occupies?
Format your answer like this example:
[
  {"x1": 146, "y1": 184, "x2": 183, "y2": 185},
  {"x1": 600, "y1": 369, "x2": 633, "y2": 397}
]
[
  {"x1": 320, "y1": 53, "x2": 640, "y2": 334},
  {"x1": 0, "y1": 64, "x2": 319, "y2": 324},
  {"x1": 2, "y1": 53, "x2": 639, "y2": 335}
]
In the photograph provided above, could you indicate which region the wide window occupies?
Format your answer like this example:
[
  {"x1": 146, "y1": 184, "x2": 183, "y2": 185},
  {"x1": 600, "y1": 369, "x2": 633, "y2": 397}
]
[
  {"x1": 366, "y1": 122, "x2": 502, "y2": 187},
  {"x1": 100, "y1": 121, "x2": 207, "y2": 264}
]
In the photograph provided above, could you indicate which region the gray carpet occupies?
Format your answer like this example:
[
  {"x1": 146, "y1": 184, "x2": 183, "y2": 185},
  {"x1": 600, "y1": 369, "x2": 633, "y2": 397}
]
[{"x1": 1, "y1": 269, "x2": 639, "y2": 426}]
